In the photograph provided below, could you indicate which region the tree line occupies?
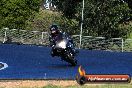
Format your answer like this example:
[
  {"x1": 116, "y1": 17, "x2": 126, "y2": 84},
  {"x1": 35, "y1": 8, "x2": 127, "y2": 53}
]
[
  {"x1": 0, "y1": 0, "x2": 132, "y2": 38},
  {"x1": 52, "y1": 0, "x2": 132, "y2": 38}
]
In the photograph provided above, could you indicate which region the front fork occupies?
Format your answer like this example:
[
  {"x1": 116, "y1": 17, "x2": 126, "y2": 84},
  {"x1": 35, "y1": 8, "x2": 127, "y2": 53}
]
[{"x1": 63, "y1": 48, "x2": 74, "y2": 59}]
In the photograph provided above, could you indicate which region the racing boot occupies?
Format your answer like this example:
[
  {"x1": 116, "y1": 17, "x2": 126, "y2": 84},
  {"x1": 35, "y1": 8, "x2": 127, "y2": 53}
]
[{"x1": 51, "y1": 49, "x2": 57, "y2": 57}]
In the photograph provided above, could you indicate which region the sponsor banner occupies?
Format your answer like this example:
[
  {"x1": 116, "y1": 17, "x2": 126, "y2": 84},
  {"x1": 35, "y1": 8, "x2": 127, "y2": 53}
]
[{"x1": 76, "y1": 66, "x2": 131, "y2": 85}]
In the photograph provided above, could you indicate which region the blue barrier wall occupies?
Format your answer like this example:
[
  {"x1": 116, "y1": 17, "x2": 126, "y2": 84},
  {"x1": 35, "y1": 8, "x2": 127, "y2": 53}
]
[{"x1": 0, "y1": 44, "x2": 132, "y2": 79}]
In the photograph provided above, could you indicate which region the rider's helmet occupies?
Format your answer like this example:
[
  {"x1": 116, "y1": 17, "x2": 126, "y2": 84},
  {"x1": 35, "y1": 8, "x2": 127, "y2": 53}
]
[{"x1": 50, "y1": 24, "x2": 60, "y2": 37}]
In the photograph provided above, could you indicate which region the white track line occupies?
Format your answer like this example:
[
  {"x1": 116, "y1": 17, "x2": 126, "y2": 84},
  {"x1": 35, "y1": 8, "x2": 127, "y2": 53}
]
[{"x1": 0, "y1": 62, "x2": 8, "y2": 70}]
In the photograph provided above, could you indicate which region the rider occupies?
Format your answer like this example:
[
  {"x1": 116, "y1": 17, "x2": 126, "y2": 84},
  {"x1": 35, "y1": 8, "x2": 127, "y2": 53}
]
[{"x1": 49, "y1": 24, "x2": 77, "y2": 57}]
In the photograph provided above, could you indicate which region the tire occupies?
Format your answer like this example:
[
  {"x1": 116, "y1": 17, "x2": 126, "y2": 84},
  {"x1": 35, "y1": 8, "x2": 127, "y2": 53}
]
[
  {"x1": 67, "y1": 52, "x2": 77, "y2": 66},
  {"x1": 71, "y1": 59, "x2": 77, "y2": 66}
]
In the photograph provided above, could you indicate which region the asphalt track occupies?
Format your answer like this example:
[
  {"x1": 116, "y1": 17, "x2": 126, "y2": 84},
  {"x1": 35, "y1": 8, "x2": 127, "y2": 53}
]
[{"x1": 0, "y1": 44, "x2": 132, "y2": 80}]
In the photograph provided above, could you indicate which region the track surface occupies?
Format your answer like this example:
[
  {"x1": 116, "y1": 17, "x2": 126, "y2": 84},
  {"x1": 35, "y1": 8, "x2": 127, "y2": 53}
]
[{"x1": 0, "y1": 44, "x2": 132, "y2": 79}]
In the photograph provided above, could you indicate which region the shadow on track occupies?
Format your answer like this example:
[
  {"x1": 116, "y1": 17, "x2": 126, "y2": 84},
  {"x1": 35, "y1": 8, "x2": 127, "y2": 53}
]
[{"x1": 46, "y1": 64, "x2": 80, "y2": 69}]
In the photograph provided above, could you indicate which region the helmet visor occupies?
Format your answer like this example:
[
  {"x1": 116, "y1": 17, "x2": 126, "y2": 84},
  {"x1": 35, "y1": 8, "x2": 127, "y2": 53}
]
[{"x1": 51, "y1": 30, "x2": 56, "y2": 34}]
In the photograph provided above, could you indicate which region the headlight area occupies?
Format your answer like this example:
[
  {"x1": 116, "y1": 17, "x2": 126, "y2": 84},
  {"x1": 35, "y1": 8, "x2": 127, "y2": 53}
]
[{"x1": 57, "y1": 40, "x2": 67, "y2": 49}]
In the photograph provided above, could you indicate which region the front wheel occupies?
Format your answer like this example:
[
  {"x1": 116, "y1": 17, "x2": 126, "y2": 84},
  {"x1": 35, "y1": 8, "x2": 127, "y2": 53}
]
[
  {"x1": 67, "y1": 52, "x2": 77, "y2": 66},
  {"x1": 70, "y1": 58, "x2": 77, "y2": 66}
]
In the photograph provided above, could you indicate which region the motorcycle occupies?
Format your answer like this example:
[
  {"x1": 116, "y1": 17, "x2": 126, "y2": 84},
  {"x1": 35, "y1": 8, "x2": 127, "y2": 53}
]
[{"x1": 51, "y1": 35, "x2": 77, "y2": 66}]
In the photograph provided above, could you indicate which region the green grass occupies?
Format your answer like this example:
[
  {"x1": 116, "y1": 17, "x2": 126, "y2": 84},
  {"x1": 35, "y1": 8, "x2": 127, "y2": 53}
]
[
  {"x1": 43, "y1": 85, "x2": 61, "y2": 88},
  {"x1": 3, "y1": 83, "x2": 131, "y2": 88},
  {"x1": 43, "y1": 84, "x2": 132, "y2": 88},
  {"x1": 37, "y1": 84, "x2": 132, "y2": 88}
]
